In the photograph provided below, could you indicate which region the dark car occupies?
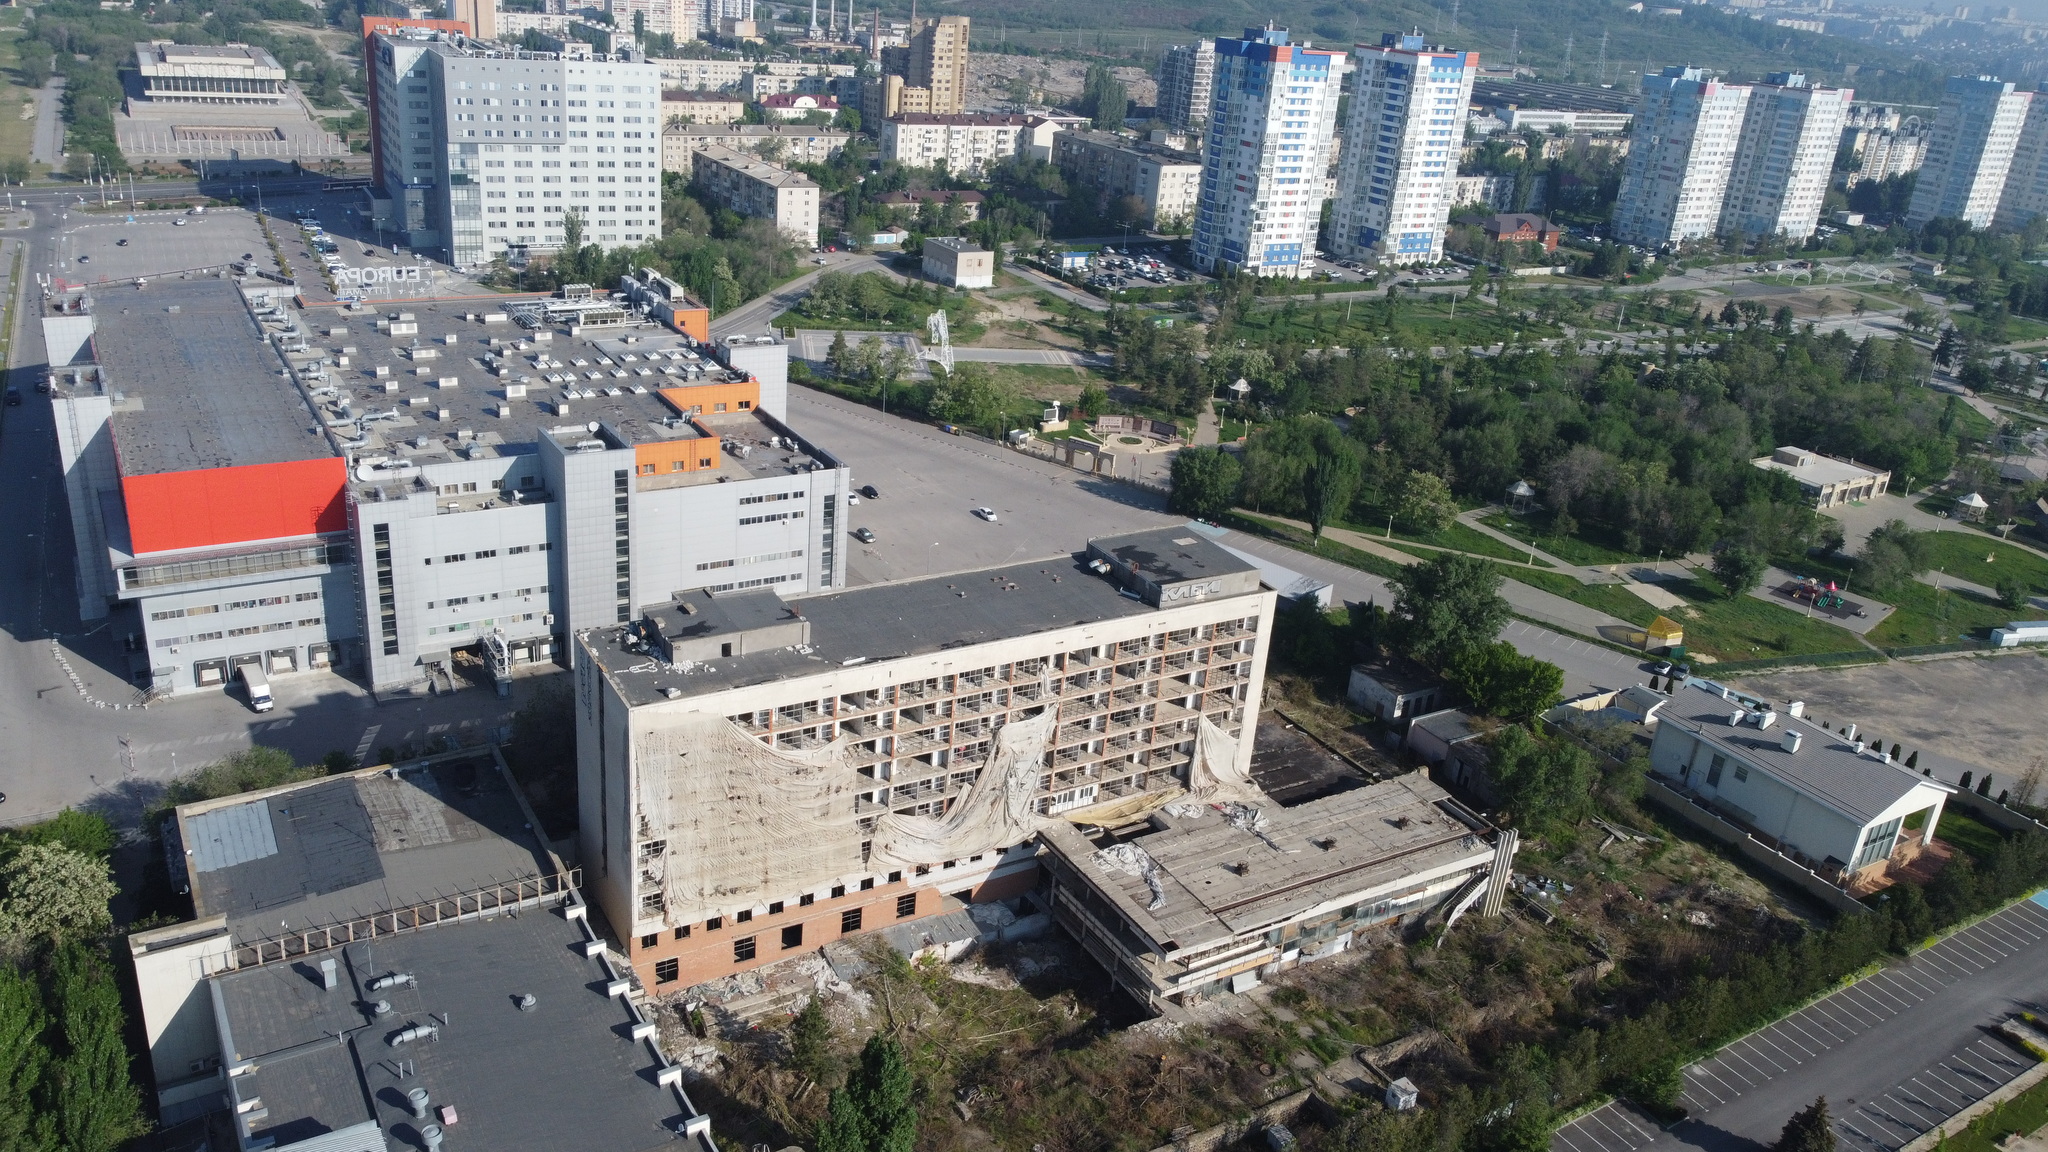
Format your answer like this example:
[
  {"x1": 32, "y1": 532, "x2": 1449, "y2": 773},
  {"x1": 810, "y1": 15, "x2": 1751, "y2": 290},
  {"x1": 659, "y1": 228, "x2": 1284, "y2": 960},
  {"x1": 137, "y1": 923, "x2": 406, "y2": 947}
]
[
  {"x1": 115, "y1": 238, "x2": 128, "y2": 246},
  {"x1": 4, "y1": 387, "x2": 20, "y2": 407},
  {"x1": 859, "y1": 484, "x2": 880, "y2": 500},
  {"x1": 852, "y1": 527, "x2": 876, "y2": 543}
]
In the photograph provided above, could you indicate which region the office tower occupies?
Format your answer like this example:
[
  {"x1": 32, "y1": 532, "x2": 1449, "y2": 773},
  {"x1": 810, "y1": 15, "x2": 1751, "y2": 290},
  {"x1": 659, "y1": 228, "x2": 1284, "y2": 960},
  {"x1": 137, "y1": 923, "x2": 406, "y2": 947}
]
[
  {"x1": 368, "y1": 22, "x2": 661, "y2": 266},
  {"x1": 449, "y1": 0, "x2": 497, "y2": 40},
  {"x1": 1190, "y1": 27, "x2": 1345, "y2": 278},
  {"x1": 1612, "y1": 66, "x2": 1752, "y2": 247},
  {"x1": 1719, "y1": 73, "x2": 1852, "y2": 242},
  {"x1": 1908, "y1": 76, "x2": 2032, "y2": 228},
  {"x1": 1329, "y1": 32, "x2": 1478, "y2": 267},
  {"x1": 1157, "y1": 39, "x2": 1216, "y2": 132}
]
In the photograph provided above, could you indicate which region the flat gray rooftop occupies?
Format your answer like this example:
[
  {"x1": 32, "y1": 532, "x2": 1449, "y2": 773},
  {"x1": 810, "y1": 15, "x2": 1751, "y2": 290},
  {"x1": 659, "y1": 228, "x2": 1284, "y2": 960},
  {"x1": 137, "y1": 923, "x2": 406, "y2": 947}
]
[
  {"x1": 175, "y1": 755, "x2": 555, "y2": 941},
  {"x1": 586, "y1": 550, "x2": 1267, "y2": 706},
  {"x1": 1665, "y1": 680, "x2": 1948, "y2": 825},
  {"x1": 1090, "y1": 528, "x2": 1259, "y2": 587},
  {"x1": 98, "y1": 277, "x2": 334, "y2": 476},
  {"x1": 214, "y1": 908, "x2": 688, "y2": 1152},
  {"x1": 1041, "y1": 773, "x2": 1492, "y2": 951},
  {"x1": 283, "y1": 300, "x2": 825, "y2": 497}
]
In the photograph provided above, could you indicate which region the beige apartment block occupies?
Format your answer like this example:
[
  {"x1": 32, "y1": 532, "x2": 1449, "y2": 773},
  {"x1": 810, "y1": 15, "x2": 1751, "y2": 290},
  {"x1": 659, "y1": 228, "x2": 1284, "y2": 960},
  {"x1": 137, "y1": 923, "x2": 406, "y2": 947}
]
[
  {"x1": 692, "y1": 144, "x2": 821, "y2": 248},
  {"x1": 661, "y1": 89, "x2": 746, "y2": 126},
  {"x1": 662, "y1": 123, "x2": 851, "y2": 170},
  {"x1": 880, "y1": 114, "x2": 1031, "y2": 178},
  {"x1": 1052, "y1": 129, "x2": 1203, "y2": 229}
]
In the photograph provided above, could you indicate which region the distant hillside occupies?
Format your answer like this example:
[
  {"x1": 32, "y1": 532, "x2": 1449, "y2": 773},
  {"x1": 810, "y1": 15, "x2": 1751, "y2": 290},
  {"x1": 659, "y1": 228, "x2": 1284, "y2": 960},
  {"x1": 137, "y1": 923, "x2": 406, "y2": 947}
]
[{"x1": 928, "y1": 0, "x2": 1954, "y2": 106}]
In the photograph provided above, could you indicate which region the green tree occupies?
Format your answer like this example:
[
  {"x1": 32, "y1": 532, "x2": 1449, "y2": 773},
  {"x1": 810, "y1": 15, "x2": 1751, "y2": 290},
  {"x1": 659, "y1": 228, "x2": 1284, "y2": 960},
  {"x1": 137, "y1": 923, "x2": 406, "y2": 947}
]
[
  {"x1": 1079, "y1": 63, "x2": 1128, "y2": 130},
  {"x1": 928, "y1": 363, "x2": 1010, "y2": 434},
  {"x1": 1856, "y1": 519, "x2": 1932, "y2": 596},
  {"x1": 1393, "y1": 469, "x2": 1458, "y2": 535},
  {"x1": 1773, "y1": 1098, "x2": 1836, "y2": 1152},
  {"x1": 0, "y1": 963, "x2": 49, "y2": 1152},
  {"x1": 1388, "y1": 553, "x2": 1510, "y2": 668},
  {"x1": 827, "y1": 329, "x2": 851, "y2": 377},
  {"x1": 817, "y1": 1035, "x2": 915, "y2": 1152},
  {"x1": 0, "y1": 845, "x2": 116, "y2": 946},
  {"x1": 1711, "y1": 547, "x2": 1769, "y2": 597},
  {"x1": 44, "y1": 942, "x2": 149, "y2": 1152},
  {"x1": 2, "y1": 810, "x2": 116, "y2": 861},
  {"x1": 1444, "y1": 642, "x2": 1564, "y2": 723},
  {"x1": 1168, "y1": 446, "x2": 1242, "y2": 520},
  {"x1": 787, "y1": 996, "x2": 834, "y2": 1085},
  {"x1": 1488, "y1": 725, "x2": 1597, "y2": 827},
  {"x1": 1996, "y1": 577, "x2": 2031, "y2": 609}
]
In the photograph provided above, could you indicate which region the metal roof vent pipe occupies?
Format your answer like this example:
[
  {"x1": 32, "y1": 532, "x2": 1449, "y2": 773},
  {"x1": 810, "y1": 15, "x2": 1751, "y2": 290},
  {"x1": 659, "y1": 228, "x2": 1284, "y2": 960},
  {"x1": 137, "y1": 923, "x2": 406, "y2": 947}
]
[
  {"x1": 422, "y1": 1123, "x2": 445, "y2": 1152},
  {"x1": 517, "y1": 993, "x2": 538, "y2": 1012},
  {"x1": 1782, "y1": 730, "x2": 1802, "y2": 754},
  {"x1": 408, "y1": 1088, "x2": 432, "y2": 1119},
  {"x1": 373, "y1": 999, "x2": 393, "y2": 1017},
  {"x1": 1843, "y1": 723, "x2": 1858, "y2": 742}
]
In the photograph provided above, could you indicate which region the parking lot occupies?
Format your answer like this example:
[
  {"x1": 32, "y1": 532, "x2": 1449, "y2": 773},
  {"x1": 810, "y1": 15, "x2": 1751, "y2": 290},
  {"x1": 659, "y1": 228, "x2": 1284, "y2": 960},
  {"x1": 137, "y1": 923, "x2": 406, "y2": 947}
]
[
  {"x1": 1552, "y1": 894, "x2": 2048, "y2": 1152},
  {"x1": 48, "y1": 208, "x2": 273, "y2": 285}
]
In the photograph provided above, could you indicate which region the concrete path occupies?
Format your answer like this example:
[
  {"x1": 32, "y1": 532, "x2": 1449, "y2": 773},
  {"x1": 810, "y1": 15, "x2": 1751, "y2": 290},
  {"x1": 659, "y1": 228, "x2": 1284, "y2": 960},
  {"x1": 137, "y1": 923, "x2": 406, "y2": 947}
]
[
  {"x1": 707, "y1": 250, "x2": 897, "y2": 340},
  {"x1": 1192, "y1": 398, "x2": 1219, "y2": 447},
  {"x1": 29, "y1": 79, "x2": 63, "y2": 167},
  {"x1": 1008, "y1": 261, "x2": 1109, "y2": 312},
  {"x1": 1457, "y1": 507, "x2": 1577, "y2": 572},
  {"x1": 1254, "y1": 513, "x2": 1643, "y2": 644},
  {"x1": 948, "y1": 346, "x2": 1107, "y2": 367}
]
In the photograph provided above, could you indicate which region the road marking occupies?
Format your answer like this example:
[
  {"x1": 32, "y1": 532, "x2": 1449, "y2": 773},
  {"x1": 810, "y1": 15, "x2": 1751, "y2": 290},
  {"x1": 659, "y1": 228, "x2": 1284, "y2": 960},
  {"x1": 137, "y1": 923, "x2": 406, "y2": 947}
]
[{"x1": 353, "y1": 724, "x2": 381, "y2": 762}]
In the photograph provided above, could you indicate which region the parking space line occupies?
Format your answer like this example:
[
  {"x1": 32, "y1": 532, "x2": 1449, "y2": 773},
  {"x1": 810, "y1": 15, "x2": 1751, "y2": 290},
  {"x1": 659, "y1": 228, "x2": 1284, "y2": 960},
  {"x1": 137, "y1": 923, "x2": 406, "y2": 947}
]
[
  {"x1": 1888, "y1": 966, "x2": 1946, "y2": 995},
  {"x1": 1906, "y1": 1074, "x2": 1971, "y2": 1111},
  {"x1": 1836, "y1": 1119, "x2": 1892, "y2": 1152},
  {"x1": 1861, "y1": 1099, "x2": 1929, "y2": 1137},
  {"x1": 1942, "y1": 935, "x2": 2005, "y2": 967},
  {"x1": 1808, "y1": 996, "x2": 1871, "y2": 1034},
  {"x1": 1880, "y1": 1089, "x2": 1952, "y2": 1127},
  {"x1": 1970, "y1": 1039, "x2": 2027, "y2": 1071},
  {"x1": 1605, "y1": 1107, "x2": 1659, "y2": 1144},
  {"x1": 1586, "y1": 1110, "x2": 1648, "y2": 1149},
  {"x1": 1916, "y1": 947, "x2": 1978, "y2": 977},
  {"x1": 1985, "y1": 907, "x2": 2044, "y2": 937},
  {"x1": 2006, "y1": 901, "x2": 2048, "y2": 932},
  {"x1": 1760, "y1": 1023, "x2": 1818, "y2": 1059},
  {"x1": 1751, "y1": 1030, "x2": 1807, "y2": 1065},
  {"x1": 1698, "y1": 1059, "x2": 1753, "y2": 1095},
  {"x1": 1684, "y1": 1066, "x2": 1734, "y2": 1102},
  {"x1": 1552, "y1": 1122, "x2": 1607, "y2": 1152},
  {"x1": 1972, "y1": 919, "x2": 2032, "y2": 950},
  {"x1": 1828, "y1": 988, "x2": 1890, "y2": 1026},
  {"x1": 1787, "y1": 1006, "x2": 1850, "y2": 1046},
  {"x1": 1857, "y1": 978, "x2": 1915, "y2": 1011},
  {"x1": 1569, "y1": 1112, "x2": 1630, "y2": 1152},
  {"x1": 1955, "y1": 1047, "x2": 2013, "y2": 1079},
  {"x1": 1952, "y1": 925, "x2": 2016, "y2": 957},
  {"x1": 1845, "y1": 983, "x2": 1907, "y2": 1020},
  {"x1": 1731, "y1": 1036, "x2": 1792, "y2": 1073},
  {"x1": 1926, "y1": 1067, "x2": 1990, "y2": 1106}
]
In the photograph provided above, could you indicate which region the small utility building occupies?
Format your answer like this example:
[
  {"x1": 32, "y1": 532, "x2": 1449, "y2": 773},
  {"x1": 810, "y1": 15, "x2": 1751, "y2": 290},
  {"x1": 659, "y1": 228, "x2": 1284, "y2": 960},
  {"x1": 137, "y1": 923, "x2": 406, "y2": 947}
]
[
  {"x1": 1650, "y1": 680, "x2": 1954, "y2": 885},
  {"x1": 923, "y1": 236, "x2": 994, "y2": 288}
]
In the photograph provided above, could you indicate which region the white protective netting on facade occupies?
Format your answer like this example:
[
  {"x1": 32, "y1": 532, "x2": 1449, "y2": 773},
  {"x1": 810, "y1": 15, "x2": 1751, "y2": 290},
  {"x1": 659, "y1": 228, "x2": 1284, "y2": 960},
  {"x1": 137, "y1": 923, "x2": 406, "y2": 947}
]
[
  {"x1": 1183, "y1": 716, "x2": 1264, "y2": 805},
  {"x1": 868, "y1": 709, "x2": 1058, "y2": 871},
  {"x1": 643, "y1": 712, "x2": 868, "y2": 925}
]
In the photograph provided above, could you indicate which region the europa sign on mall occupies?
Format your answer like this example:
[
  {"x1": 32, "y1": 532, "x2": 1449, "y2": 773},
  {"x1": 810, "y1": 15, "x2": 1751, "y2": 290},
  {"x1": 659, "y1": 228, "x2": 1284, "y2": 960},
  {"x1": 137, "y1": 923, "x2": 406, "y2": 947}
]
[{"x1": 334, "y1": 265, "x2": 430, "y2": 285}]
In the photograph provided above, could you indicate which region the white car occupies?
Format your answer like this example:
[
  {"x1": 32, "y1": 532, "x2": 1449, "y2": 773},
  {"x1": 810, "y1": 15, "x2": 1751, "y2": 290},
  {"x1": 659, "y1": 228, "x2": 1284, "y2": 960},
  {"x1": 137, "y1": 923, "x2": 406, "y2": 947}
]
[
  {"x1": 972, "y1": 507, "x2": 998, "y2": 522},
  {"x1": 847, "y1": 493, "x2": 861, "y2": 505}
]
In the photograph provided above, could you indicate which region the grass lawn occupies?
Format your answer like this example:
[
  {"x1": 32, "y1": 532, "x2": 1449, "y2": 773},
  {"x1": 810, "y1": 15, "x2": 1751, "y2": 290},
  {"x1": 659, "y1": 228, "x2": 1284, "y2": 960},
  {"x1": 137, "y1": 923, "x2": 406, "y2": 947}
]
[
  {"x1": 1789, "y1": 551, "x2": 2014, "y2": 647},
  {"x1": 1505, "y1": 563, "x2": 1866, "y2": 660},
  {"x1": 0, "y1": 20, "x2": 38, "y2": 170},
  {"x1": 1480, "y1": 511, "x2": 1648, "y2": 566},
  {"x1": 1939, "y1": 1066, "x2": 2048, "y2": 1152},
  {"x1": 1338, "y1": 512, "x2": 1547, "y2": 565},
  {"x1": 1226, "y1": 511, "x2": 1407, "y2": 580},
  {"x1": 1935, "y1": 808, "x2": 2009, "y2": 868},
  {"x1": 1918, "y1": 530, "x2": 2048, "y2": 596}
]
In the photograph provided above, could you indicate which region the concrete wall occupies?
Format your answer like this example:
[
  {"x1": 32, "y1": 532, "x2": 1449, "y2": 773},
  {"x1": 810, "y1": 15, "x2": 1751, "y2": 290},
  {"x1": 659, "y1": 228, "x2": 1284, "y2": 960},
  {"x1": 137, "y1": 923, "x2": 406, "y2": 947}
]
[
  {"x1": 50, "y1": 390, "x2": 118, "y2": 621},
  {"x1": 127, "y1": 917, "x2": 237, "y2": 1115},
  {"x1": 1641, "y1": 776, "x2": 1870, "y2": 915}
]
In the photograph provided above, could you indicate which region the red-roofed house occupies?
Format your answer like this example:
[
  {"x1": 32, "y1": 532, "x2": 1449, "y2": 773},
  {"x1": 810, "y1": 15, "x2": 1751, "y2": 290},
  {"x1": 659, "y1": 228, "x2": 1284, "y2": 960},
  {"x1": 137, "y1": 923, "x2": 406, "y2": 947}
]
[{"x1": 761, "y1": 92, "x2": 840, "y2": 121}]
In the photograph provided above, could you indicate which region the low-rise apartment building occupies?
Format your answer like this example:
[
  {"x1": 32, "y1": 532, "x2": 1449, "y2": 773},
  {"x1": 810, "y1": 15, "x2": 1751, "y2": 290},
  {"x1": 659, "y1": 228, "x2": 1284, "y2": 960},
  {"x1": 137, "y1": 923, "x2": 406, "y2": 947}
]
[
  {"x1": 1051, "y1": 129, "x2": 1203, "y2": 229},
  {"x1": 573, "y1": 529, "x2": 1278, "y2": 991},
  {"x1": 692, "y1": 144, "x2": 821, "y2": 247},
  {"x1": 661, "y1": 89, "x2": 746, "y2": 125},
  {"x1": 662, "y1": 122, "x2": 849, "y2": 168},
  {"x1": 880, "y1": 113, "x2": 1034, "y2": 178}
]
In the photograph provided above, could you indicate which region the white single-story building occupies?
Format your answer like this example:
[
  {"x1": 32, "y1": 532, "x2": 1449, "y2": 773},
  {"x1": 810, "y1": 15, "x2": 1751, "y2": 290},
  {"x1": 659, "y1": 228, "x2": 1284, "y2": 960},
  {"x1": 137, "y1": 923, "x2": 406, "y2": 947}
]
[
  {"x1": 1751, "y1": 446, "x2": 1891, "y2": 510},
  {"x1": 1347, "y1": 657, "x2": 1447, "y2": 725},
  {"x1": 1650, "y1": 681, "x2": 1954, "y2": 884}
]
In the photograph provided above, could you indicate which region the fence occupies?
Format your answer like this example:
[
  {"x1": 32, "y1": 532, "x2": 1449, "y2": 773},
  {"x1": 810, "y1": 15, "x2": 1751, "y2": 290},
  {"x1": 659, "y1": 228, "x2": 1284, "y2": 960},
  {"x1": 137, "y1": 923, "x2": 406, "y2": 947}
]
[
  {"x1": 1640, "y1": 777, "x2": 1869, "y2": 915},
  {"x1": 1884, "y1": 640, "x2": 1992, "y2": 659},
  {"x1": 1702, "y1": 650, "x2": 1888, "y2": 675},
  {"x1": 1945, "y1": 787, "x2": 2048, "y2": 838},
  {"x1": 225, "y1": 870, "x2": 581, "y2": 970}
]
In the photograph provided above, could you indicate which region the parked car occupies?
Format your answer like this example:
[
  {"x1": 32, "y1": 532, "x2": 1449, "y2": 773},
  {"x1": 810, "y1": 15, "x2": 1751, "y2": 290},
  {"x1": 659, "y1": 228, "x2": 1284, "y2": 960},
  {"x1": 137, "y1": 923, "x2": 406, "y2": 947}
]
[
  {"x1": 972, "y1": 506, "x2": 998, "y2": 522},
  {"x1": 859, "y1": 484, "x2": 881, "y2": 499},
  {"x1": 852, "y1": 527, "x2": 876, "y2": 543},
  {"x1": 4, "y1": 387, "x2": 20, "y2": 406},
  {"x1": 115, "y1": 238, "x2": 128, "y2": 246}
]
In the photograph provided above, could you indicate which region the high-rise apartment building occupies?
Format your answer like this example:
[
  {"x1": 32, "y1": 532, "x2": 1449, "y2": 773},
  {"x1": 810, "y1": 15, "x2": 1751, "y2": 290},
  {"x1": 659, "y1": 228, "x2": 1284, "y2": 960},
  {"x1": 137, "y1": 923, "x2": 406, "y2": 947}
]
[
  {"x1": 1329, "y1": 33, "x2": 1478, "y2": 267},
  {"x1": 367, "y1": 21, "x2": 661, "y2": 266},
  {"x1": 449, "y1": 0, "x2": 497, "y2": 40},
  {"x1": 1853, "y1": 127, "x2": 1928, "y2": 185},
  {"x1": 1612, "y1": 67, "x2": 1753, "y2": 247},
  {"x1": 1190, "y1": 28, "x2": 1345, "y2": 278},
  {"x1": 1996, "y1": 97, "x2": 2048, "y2": 229},
  {"x1": 1907, "y1": 76, "x2": 2033, "y2": 228},
  {"x1": 1156, "y1": 39, "x2": 1216, "y2": 133},
  {"x1": 1719, "y1": 73, "x2": 1852, "y2": 241},
  {"x1": 864, "y1": 15, "x2": 968, "y2": 119}
]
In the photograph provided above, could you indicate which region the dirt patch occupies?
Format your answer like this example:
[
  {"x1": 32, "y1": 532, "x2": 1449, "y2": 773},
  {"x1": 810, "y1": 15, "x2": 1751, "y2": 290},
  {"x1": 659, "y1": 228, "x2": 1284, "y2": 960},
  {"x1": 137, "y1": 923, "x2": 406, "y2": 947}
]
[
  {"x1": 1731, "y1": 652, "x2": 2048, "y2": 776},
  {"x1": 967, "y1": 52, "x2": 1157, "y2": 111}
]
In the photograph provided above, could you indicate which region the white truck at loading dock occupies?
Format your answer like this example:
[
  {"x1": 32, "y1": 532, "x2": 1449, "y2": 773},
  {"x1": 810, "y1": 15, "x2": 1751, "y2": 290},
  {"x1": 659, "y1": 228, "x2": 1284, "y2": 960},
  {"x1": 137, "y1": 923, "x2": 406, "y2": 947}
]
[{"x1": 239, "y1": 665, "x2": 274, "y2": 712}]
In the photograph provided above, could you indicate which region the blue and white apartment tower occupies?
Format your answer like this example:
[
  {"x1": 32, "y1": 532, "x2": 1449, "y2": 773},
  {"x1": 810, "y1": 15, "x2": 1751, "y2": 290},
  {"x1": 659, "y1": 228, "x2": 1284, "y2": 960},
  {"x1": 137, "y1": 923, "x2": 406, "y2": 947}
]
[
  {"x1": 1330, "y1": 33, "x2": 1478, "y2": 266},
  {"x1": 1191, "y1": 28, "x2": 1346, "y2": 278}
]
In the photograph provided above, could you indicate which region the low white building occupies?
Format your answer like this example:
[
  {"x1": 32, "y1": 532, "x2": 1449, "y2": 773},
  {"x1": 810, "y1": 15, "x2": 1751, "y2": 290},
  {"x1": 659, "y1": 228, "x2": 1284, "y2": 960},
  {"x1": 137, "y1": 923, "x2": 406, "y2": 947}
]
[
  {"x1": 1650, "y1": 681, "x2": 1954, "y2": 885},
  {"x1": 661, "y1": 123, "x2": 851, "y2": 170},
  {"x1": 1751, "y1": 445, "x2": 1891, "y2": 509},
  {"x1": 922, "y1": 236, "x2": 993, "y2": 288},
  {"x1": 1051, "y1": 130, "x2": 1203, "y2": 229}
]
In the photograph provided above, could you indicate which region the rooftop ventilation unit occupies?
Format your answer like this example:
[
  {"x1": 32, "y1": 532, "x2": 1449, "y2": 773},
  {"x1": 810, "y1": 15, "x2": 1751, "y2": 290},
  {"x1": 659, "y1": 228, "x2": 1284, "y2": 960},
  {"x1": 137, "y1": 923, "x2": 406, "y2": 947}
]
[{"x1": 1782, "y1": 730, "x2": 1802, "y2": 754}]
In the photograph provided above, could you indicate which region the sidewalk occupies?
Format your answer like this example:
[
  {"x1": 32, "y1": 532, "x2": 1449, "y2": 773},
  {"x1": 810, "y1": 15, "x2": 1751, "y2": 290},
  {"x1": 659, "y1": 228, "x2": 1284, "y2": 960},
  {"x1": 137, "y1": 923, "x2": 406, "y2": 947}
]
[{"x1": 1257, "y1": 513, "x2": 1642, "y2": 644}]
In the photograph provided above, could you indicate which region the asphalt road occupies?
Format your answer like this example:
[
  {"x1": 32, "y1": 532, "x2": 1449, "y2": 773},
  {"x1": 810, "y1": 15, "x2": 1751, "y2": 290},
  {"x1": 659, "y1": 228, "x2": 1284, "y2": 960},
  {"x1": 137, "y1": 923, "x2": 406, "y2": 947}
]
[
  {"x1": 787, "y1": 385, "x2": 1658, "y2": 701},
  {"x1": 1554, "y1": 893, "x2": 2048, "y2": 1152}
]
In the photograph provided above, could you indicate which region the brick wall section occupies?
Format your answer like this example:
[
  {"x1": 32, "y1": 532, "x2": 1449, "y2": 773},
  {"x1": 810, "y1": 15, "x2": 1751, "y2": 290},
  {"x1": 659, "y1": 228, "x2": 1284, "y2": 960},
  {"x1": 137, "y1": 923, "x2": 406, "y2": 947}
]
[{"x1": 629, "y1": 863, "x2": 1040, "y2": 989}]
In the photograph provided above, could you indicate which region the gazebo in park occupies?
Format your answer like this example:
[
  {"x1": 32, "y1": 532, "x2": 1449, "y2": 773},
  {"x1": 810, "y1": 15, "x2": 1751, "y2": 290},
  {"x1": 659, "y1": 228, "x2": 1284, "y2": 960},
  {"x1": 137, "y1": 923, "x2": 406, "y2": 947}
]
[
  {"x1": 1507, "y1": 479, "x2": 1536, "y2": 513},
  {"x1": 1956, "y1": 491, "x2": 1990, "y2": 522}
]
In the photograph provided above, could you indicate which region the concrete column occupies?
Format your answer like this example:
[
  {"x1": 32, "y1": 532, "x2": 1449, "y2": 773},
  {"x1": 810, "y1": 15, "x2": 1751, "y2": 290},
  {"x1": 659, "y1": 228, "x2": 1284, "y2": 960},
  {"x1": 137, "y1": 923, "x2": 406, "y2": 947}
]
[{"x1": 1481, "y1": 827, "x2": 1518, "y2": 917}]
